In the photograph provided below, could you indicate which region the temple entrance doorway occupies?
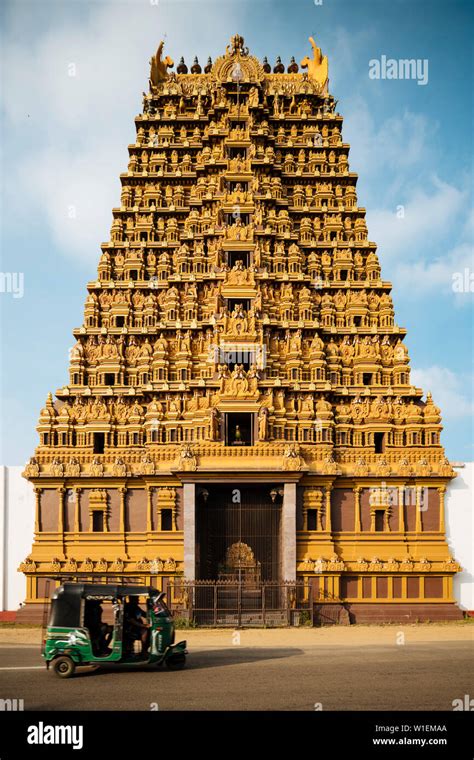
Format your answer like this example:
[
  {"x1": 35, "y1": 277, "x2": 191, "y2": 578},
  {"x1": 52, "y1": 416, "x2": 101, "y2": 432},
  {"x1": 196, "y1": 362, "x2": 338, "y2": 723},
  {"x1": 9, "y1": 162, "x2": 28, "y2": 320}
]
[{"x1": 196, "y1": 485, "x2": 281, "y2": 582}]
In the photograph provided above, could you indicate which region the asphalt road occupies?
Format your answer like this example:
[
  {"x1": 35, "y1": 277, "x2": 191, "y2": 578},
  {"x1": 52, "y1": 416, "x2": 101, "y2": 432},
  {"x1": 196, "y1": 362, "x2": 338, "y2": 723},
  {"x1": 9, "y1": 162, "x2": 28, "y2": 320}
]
[{"x1": 0, "y1": 641, "x2": 472, "y2": 711}]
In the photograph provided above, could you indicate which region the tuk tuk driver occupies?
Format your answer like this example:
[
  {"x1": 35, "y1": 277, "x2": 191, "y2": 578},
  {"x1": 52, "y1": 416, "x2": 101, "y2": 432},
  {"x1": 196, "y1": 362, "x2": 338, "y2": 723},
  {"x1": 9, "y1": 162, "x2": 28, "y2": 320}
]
[{"x1": 123, "y1": 597, "x2": 150, "y2": 656}]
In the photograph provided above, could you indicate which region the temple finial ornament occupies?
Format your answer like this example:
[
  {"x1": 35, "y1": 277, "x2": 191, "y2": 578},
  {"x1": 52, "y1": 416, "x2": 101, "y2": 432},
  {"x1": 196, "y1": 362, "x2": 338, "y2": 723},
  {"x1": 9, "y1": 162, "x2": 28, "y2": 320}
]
[
  {"x1": 227, "y1": 34, "x2": 248, "y2": 57},
  {"x1": 150, "y1": 40, "x2": 174, "y2": 87},
  {"x1": 300, "y1": 36, "x2": 329, "y2": 91}
]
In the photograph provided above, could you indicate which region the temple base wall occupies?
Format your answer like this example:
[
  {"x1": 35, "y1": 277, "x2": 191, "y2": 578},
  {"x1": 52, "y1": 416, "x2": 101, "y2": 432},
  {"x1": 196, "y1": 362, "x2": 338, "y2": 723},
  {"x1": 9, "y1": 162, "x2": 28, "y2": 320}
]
[
  {"x1": 16, "y1": 600, "x2": 465, "y2": 626},
  {"x1": 342, "y1": 602, "x2": 464, "y2": 624}
]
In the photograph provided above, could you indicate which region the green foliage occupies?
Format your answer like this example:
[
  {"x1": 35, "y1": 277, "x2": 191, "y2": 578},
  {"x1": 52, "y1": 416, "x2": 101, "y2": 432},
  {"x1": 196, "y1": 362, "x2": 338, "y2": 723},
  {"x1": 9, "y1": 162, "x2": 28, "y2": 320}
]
[
  {"x1": 173, "y1": 616, "x2": 198, "y2": 629},
  {"x1": 298, "y1": 610, "x2": 313, "y2": 626}
]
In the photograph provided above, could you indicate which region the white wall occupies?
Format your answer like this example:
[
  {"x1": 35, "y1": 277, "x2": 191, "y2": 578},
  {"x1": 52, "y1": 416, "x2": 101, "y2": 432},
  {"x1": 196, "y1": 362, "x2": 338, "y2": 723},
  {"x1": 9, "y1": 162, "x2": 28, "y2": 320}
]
[
  {"x1": 0, "y1": 464, "x2": 472, "y2": 612},
  {"x1": 0, "y1": 466, "x2": 35, "y2": 612},
  {"x1": 446, "y1": 463, "x2": 474, "y2": 612}
]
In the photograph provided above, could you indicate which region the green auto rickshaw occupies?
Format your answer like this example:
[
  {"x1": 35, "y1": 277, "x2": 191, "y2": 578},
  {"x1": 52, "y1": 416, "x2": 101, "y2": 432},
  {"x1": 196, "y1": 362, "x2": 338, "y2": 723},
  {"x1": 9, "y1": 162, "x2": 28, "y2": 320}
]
[{"x1": 43, "y1": 582, "x2": 187, "y2": 678}]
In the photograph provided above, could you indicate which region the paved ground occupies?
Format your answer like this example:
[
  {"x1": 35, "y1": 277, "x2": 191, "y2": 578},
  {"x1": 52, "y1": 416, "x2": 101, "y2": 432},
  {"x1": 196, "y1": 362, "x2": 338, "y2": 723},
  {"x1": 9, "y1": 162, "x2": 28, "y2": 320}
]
[
  {"x1": 0, "y1": 624, "x2": 472, "y2": 711},
  {"x1": 1, "y1": 621, "x2": 472, "y2": 647}
]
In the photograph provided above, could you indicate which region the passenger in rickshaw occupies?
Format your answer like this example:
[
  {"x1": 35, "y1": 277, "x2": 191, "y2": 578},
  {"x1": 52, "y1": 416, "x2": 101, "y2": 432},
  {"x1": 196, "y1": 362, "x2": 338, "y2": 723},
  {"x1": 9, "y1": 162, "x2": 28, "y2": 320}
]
[
  {"x1": 123, "y1": 597, "x2": 150, "y2": 657},
  {"x1": 84, "y1": 600, "x2": 113, "y2": 656}
]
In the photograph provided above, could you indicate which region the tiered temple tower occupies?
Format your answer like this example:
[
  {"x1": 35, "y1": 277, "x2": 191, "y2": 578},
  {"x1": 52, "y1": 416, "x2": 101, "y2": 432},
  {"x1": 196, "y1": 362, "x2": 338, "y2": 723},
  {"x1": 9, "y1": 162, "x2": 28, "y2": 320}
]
[{"x1": 19, "y1": 35, "x2": 462, "y2": 622}]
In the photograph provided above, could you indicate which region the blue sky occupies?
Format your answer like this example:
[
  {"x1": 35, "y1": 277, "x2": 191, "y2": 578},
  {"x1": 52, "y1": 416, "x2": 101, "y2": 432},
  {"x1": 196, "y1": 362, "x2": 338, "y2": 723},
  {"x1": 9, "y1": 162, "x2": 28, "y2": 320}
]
[{"x1": 0, "y1": 0, "x2": 473, "y2": 463}]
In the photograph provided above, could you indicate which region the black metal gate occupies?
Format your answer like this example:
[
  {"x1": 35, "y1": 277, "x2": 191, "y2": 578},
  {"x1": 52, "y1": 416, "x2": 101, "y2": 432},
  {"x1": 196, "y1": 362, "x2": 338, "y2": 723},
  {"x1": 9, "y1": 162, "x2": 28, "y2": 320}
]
[
  {"x1": 168, "y1": 580, "x2": 313, "y2": 627},
  {"x1": 196, "y1": 485, "x2": 281, "y2": 582}
]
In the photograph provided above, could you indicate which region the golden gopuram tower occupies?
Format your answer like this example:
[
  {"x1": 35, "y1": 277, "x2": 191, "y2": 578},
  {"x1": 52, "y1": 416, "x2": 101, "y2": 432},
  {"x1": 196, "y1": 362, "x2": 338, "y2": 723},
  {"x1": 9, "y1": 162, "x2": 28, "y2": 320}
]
[{"x1": 19, "y1": 34, "x2": 463, "y2": 623}]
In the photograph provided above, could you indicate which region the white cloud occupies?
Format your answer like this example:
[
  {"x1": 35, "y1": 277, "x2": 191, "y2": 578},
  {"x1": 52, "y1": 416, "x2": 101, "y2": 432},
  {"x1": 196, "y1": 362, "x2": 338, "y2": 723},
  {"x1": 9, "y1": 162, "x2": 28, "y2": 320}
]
[
  {"x1": 15, "y1": 141, "x2": 125, "y2": 265},
  {"x1": 328, "y1": 89, "x2": 472, "y2": 304},
  {"x1": 462, "y1": 205, "x2": 474, "y2": 241},
  {"x1": 339, "y1": 94, "x2": 471, "y2": 303},
  {"x1": 343, "y1": 95, "x2": 433, "y2": 180},
  {"x1": 366, "y1": 177, "x2": 466, "y2": 260},
  {"x1": 411, "y1": 366, "x2": 474, "y2": 421},
  {"x1": 395, "y1": 242, "x2": 474, "y2": 299},
  {"x1": 364, "y1": 176, "x2": 472, "y2": 301}
]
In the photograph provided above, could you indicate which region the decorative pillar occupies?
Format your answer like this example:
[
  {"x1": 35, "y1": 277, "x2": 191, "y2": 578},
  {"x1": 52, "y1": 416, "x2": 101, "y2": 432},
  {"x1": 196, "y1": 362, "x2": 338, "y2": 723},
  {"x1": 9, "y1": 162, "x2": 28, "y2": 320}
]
[
  {"x1": 415, "y1": 485, "x2": 422, "y2": 532},
  {"x1": 183, "y1": 483, "x2": 196, "y2": 581},
  {"x1": 119, "y1": 487, "x2": 127, "y2": 533},
  {"x1": 443, "y1": 575, "x2": 450, "y2": 601},
  {"x1": 419, "y1": 575, "x2": 425, "y2": 600},
  {"x1": 119, "y1": 486, "x2": 127, "y2": 557},
  {"x1": 354, "y1": 486, "x2": 361, "y2": 532},
  {"x1": 438, "y1": 486, "x2": 446, "y2": 533},
  {"x1": 302, "y1": 503, "x2": 308, "y2": 531},
  {"x1": 172, "y1": 494, "x2": 177, "y2": 531},
  {"x1": 146, "y1": 487, "x2": 154, "y2": 532},
  {"x1": 370, "y1": 508, "x2": 375, "y2": 533},
  {"x1": 155, "y1": 488, "x2": 163, "y2": 532},
  {"x1": 104, "y1": 495, "x2": 109, "y2": 533},
  {"x1": 282, "y1": 482, "x2": 297, "y2": 582},
  {"x1": 401, "y1": 576, "x2": 407, "y2": 599},
  {"x1": 325, "y1": 486, "x2": 332, "y2": 532},
  {"x1": 387, "y1": 576, "x2": 394, "y2": 600},
  {"x1": 34, "y1": 488, "x2": 42, "y2": 533},
  {"x1": 57, "y1": 487, "x2": 65, "y2": 534},
  {"x1": 57, "y1": 487, "x2": 65, "y2": 558},
  {"x1": 74, "y1": 488, "x2": 82, "y2": 533},
  {"x1": 398, "y1": 485, "x2": 405, "y2": 532},
  {"x1": 317, "y1": 508, "x2": 324, "y2": 532}
]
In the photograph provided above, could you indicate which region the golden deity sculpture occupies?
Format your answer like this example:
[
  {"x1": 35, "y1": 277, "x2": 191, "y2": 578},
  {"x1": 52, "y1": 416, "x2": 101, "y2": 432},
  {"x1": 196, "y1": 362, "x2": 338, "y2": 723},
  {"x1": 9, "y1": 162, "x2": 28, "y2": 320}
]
[{"x1": 18, "y1": 35, "x2": 462, "y2": 623}]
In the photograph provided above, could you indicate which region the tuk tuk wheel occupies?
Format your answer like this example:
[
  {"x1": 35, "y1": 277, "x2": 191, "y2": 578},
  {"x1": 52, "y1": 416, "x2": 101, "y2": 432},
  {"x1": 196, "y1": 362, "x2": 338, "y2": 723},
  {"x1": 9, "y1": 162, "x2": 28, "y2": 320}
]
[{"x1": 53, "y1": 656, "x2": 76, "y2": 679}]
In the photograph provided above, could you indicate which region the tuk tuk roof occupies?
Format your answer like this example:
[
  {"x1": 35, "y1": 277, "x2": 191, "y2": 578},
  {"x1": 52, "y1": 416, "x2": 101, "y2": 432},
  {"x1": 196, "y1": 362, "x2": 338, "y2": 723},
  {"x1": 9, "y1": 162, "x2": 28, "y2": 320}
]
[{"x1": 52, "y1": 583, "x2": 159, "y2": 601}]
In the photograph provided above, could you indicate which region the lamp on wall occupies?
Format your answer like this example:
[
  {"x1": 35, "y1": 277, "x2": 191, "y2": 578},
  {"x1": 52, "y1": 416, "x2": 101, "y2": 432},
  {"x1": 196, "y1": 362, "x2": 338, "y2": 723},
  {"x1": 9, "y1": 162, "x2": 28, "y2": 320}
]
[
  {"x1": 198, "y1": 488, "x2": 209, "y2": 503},
  {"x1": 270, "y1": 487, "x2": 284, "y2": 503}
]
